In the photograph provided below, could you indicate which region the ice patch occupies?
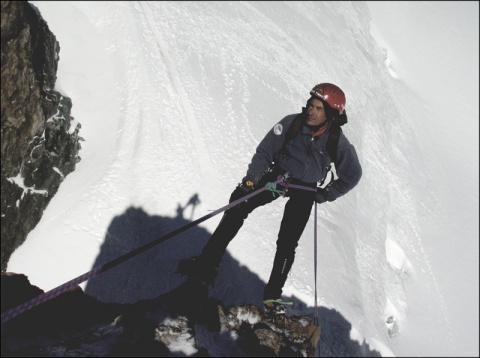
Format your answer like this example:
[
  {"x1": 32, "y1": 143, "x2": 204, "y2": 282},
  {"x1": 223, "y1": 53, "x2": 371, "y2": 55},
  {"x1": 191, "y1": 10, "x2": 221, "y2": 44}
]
[{"x1": 385, "y1": 237, "x2": 413, "y2": 276}]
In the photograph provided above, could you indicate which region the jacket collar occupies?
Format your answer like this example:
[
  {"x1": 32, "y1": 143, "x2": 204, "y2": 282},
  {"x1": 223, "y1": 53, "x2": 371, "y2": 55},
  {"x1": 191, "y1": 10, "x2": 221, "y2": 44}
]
[{"x1": 301, "y1": 121, "x2": 330, "y2": 137}]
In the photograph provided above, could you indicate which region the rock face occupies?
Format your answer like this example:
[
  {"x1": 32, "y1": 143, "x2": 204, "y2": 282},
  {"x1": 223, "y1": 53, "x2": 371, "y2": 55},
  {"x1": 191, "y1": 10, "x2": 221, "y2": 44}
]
[
  {"x1": 1, "y1": 1, "x2": 83, "y2": 271},
  {"x1": 1, "y1": 273, "x2": 322, "y2": 357},
  {"x1": 2, "y1": 272, "x2": 387, "y2": 357}
]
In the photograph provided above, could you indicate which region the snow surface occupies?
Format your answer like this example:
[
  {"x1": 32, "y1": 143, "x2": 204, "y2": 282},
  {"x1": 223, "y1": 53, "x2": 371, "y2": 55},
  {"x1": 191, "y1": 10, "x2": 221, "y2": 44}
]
[{"x1": 7, "y1": 1, "x2": 478, "y2": 357}]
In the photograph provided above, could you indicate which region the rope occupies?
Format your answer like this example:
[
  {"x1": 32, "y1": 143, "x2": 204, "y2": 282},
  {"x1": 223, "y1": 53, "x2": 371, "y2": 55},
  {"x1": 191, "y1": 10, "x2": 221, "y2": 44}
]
[
  {"x1": 1, "y1": 177, "x2": 285, "y2": 324},
  {"x1": 314, "y1": 201, "x2": 319, "y2": 325},
  {"x1": 282, "y1": 182, "x2": 316, "y2": 192}
]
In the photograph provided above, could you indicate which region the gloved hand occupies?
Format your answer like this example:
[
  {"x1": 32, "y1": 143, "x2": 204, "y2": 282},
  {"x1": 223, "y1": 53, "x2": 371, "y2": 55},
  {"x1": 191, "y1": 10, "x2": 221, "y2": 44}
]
[
  {"x1": 315, "y1": 187, "x2": 328, "y2": 204},
  {"x1": 239, "y1": 177, "x2": 256, "y2": 192},
  {"x1": 230, "y1": 177, "x2": 257, "y2": 203}
]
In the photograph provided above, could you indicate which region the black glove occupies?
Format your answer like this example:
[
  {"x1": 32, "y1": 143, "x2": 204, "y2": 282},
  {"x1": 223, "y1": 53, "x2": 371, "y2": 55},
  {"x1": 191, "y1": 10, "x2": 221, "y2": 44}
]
[
  {"x1": 230, "y1": 177, "x2": 257, "y2": 203},
  {"x1": 315, "y1": 187, "x2": 328, "y2": 204},
  {"x1": 239, "y1": 177, "x2": 256, "y2": 192}
]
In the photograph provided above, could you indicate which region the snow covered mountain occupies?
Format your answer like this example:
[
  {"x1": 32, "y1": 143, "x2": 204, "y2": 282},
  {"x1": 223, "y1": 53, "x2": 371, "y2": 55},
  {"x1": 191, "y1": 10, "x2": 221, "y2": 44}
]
[{"x1": 7, "y1": 2, "x2": 478, "y2": 356}]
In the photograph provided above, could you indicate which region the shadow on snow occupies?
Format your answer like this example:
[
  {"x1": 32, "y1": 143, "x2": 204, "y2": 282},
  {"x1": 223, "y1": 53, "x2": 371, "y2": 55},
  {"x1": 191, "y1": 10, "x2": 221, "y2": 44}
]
[{"x1": 84, "y1": 194, "x2": 381, "y2": 357}]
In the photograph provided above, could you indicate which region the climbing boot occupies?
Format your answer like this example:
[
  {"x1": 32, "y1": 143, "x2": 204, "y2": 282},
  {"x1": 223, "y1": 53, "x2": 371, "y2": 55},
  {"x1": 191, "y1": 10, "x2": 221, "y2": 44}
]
[{"x1": 263, "y1": 299, "x2": 292, "y2": 328}]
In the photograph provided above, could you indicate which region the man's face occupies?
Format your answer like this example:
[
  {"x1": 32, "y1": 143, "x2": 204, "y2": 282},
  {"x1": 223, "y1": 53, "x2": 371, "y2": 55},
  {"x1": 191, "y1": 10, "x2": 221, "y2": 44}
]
[{"x1": 306, "y1": 98, "x2": 327, "y2": 126}]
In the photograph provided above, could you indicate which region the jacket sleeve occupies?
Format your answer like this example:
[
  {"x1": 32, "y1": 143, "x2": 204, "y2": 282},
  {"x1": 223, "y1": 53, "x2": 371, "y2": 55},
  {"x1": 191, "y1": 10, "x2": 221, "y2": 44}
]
[
  {"x1": 323, "y1": 133, "x2": 362, "y2": 201},
  {"x1": 243, "y1": 115, "x2": 293, "y2": 184}
]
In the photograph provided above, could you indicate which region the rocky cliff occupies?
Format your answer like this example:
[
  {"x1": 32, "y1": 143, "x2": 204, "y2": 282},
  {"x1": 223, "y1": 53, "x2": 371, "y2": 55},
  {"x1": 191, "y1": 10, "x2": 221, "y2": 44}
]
[
  {"x1": 1, "y1": 1, "x2": 83, "y2": 271},
  {"x1": 1, "y1": 273, "x2": 323, "y2": 357}
]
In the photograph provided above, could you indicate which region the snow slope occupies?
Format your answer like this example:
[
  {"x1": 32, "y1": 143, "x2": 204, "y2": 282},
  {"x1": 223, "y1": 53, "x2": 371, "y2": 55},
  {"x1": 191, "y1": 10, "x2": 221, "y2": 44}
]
[{"x1": 8, "y1": 2, "x2": 479, "y2": 356}]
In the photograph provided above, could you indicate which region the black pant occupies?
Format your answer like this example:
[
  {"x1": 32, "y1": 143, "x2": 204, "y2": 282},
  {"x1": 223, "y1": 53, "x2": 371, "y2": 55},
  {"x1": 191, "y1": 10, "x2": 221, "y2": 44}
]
[{"x1": 199, "y1": 167, "x2": 316, "y2": 300}]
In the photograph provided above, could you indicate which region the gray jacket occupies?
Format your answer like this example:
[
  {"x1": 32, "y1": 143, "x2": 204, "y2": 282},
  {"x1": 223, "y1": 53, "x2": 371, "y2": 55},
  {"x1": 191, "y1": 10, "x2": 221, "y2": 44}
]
[{"x1": 244, "y1": 113, "x2": 362, "y2": 202}]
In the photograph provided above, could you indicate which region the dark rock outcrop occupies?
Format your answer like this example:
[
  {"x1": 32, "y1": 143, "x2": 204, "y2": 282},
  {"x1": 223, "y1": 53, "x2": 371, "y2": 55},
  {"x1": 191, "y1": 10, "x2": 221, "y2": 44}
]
[
  {"x1": 1, "y1": 1, "x2": 83, "y2": 271},
  {"x1": 1, "y1": 273, "x2": 322, "y2": 357}
]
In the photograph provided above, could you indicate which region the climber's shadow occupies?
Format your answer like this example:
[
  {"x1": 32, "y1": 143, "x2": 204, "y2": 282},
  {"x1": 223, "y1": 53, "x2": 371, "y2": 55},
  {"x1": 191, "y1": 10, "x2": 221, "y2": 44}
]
[
  {"x1": 84, "y1": 194, "x2": 381, "y2": 356},
  {"x1": 84, "y1": 193, "x2": 271, "y2": 307},
  {"x1": 84, "y1": 194, "x2": 211, "y2": 304}
]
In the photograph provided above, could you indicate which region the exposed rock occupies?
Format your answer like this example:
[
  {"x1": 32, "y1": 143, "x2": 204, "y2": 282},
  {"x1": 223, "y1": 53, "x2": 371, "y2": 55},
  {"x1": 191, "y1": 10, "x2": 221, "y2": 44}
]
[
  {"x1": 1, "y1": 273, "x2": 322, "y2": 357},
  {"x1": 1, "y1": 1, "x2": 83, "y2": 271}
]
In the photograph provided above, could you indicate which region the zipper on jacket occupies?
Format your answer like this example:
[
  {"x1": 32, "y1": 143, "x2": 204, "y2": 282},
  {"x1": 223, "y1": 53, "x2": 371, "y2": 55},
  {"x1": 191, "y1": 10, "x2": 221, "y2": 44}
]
[
  {"x1": 308, "y1": 132, "x2": 315, "y2": 154},
  {"x1": 305, "y1": 133, "x2": 314, "y2": 170}
]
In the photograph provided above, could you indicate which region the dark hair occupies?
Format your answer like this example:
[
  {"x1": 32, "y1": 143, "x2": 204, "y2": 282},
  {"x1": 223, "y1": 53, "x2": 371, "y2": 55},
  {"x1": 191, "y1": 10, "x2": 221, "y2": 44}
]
[{"x1": 307, "y1": 96, "x2": 339, "y2": 122}]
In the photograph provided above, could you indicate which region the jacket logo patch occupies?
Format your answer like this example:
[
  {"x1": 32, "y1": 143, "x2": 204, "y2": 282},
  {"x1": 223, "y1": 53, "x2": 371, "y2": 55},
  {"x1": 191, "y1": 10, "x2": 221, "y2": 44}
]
[{"x1": 273, "y1": 123, "x2": 283, "y2": 135}]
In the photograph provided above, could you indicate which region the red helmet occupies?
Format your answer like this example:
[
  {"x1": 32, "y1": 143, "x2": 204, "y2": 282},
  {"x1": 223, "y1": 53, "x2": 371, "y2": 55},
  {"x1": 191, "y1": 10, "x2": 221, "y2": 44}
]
[{"x1": 310, "y1": 83, "x2": 346, "y2": 114}]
